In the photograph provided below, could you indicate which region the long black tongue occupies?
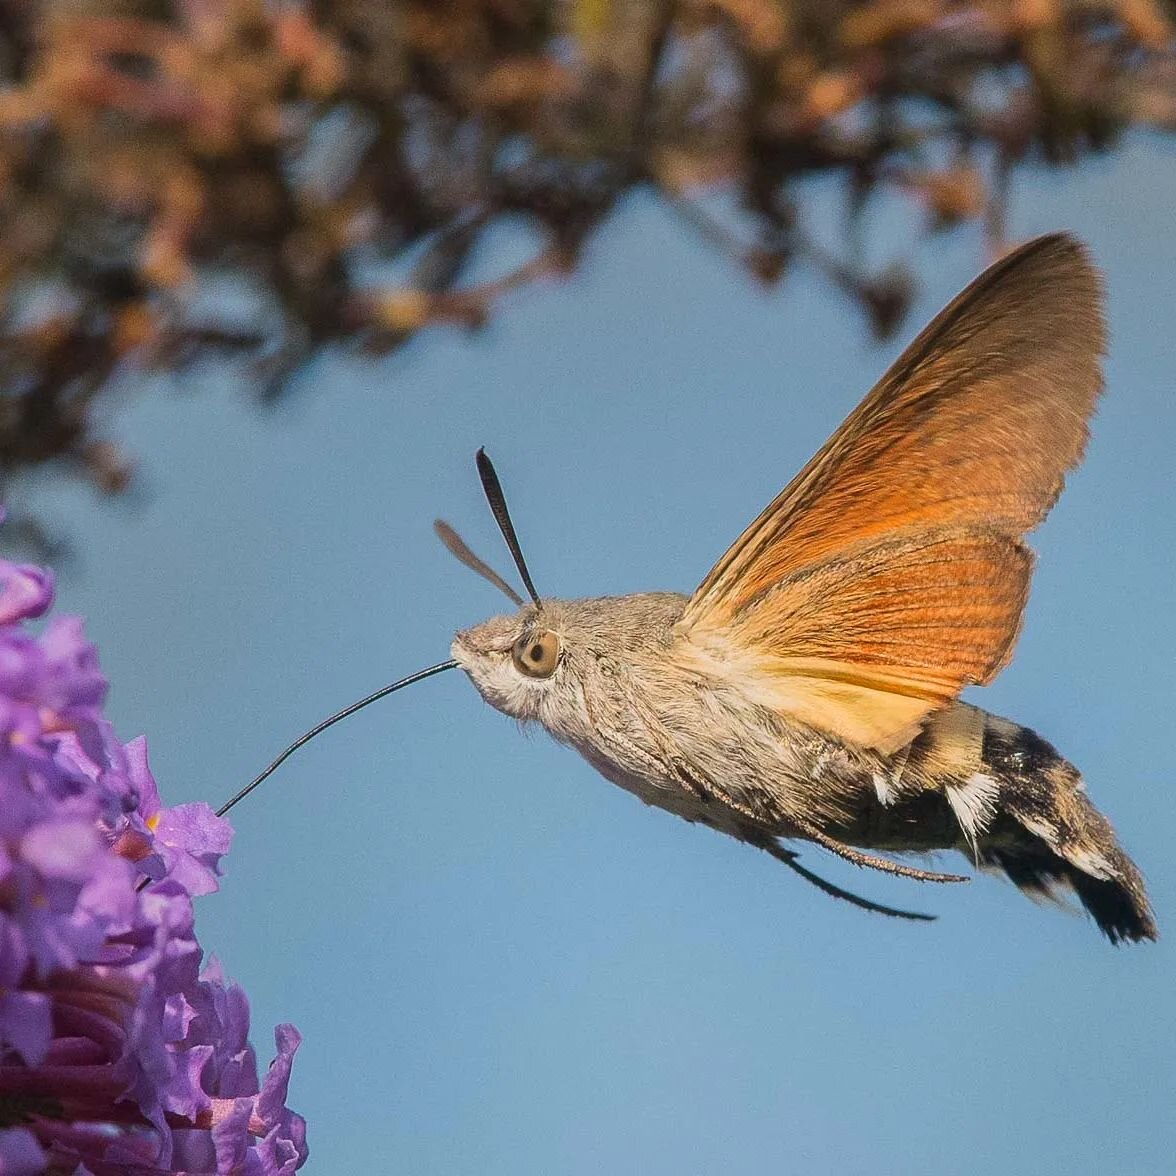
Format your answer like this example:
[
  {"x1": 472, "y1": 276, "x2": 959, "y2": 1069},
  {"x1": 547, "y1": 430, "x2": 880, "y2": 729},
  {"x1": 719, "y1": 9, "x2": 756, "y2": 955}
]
[{"x1": 216, "y1": 659, "x2": 459, "y2": 818}]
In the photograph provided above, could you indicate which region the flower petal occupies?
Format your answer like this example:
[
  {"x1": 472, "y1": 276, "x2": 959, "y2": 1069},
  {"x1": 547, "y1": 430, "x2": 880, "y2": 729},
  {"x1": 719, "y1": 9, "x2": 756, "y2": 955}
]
[
  {"x1": 0, "y1": 990, "x2": 51, "y2": 1066},
  {"x1": 0, "y1": 563, "x2": 54, "y2": 625},
  {"x1": 20, "y1": 819, "x2": 102, "y2": 881},
  {"x1": 0, "y1": 1127, "x2": 47, "y2": 1176}
]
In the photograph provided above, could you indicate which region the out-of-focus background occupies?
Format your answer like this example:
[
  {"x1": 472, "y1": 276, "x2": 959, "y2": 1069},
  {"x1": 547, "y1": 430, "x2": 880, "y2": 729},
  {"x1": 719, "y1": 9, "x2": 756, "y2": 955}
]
[{"x1": 5, "y1": 3, "x2": 1176, "y2": 1173}]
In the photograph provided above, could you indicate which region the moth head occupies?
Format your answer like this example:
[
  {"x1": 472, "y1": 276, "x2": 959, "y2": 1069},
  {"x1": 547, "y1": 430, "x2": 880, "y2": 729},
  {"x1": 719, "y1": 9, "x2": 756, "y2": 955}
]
[{"x1": 450, "y1": 606, "x2": 572, "y2": 721}]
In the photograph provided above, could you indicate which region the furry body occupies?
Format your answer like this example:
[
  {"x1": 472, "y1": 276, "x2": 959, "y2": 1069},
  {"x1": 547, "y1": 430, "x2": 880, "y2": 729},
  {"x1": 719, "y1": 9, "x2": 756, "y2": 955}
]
[{"x1": 453, "y1": 593, "x2": 1153, "y2": 943}]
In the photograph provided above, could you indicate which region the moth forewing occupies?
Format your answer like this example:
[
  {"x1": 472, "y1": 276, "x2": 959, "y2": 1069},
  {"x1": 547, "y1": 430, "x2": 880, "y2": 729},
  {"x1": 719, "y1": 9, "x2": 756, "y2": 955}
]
[
  {"x1": 678, "y1": 234, "x2": 1094, "y2": 753},
  {"x1": 685, "y1": 233, "x2": 1103, "y2": 625}
]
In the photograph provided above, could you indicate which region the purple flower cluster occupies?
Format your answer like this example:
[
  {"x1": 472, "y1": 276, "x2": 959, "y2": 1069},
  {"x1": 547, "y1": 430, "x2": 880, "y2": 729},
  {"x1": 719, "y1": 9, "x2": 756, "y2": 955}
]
[{"x1": 0, "y1": 553, "x2": 307, "y2": 1173}]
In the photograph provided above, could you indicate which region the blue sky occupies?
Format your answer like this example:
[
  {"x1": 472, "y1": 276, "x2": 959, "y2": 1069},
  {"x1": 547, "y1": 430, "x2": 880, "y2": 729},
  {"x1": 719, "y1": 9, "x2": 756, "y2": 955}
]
[{"x1": 35, "y1": 134, "x2": 1176, "y2": 1174}]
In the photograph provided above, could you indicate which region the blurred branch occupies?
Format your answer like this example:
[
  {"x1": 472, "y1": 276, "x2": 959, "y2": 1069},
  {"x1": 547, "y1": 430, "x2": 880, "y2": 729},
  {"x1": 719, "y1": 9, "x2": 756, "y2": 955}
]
[{"x1": 1, "y1": 0, "x2": 1175, "y2": 545}]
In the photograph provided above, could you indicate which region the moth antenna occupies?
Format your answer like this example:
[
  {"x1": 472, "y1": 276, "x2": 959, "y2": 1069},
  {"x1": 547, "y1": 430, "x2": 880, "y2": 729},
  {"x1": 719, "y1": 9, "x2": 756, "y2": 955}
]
[
  {"x1": 433, "y1": 519, "x2": 524, "y2": 607},
  {"x1": 475, "y1": 448, "x2": 542, "y2": 609}
]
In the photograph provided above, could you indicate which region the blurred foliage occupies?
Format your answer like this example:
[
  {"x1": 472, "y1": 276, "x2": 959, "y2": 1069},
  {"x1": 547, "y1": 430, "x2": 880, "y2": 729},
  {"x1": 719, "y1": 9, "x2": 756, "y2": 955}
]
[{"x1": 1, "y1": 0, "x2": 1175, "y2": 545}]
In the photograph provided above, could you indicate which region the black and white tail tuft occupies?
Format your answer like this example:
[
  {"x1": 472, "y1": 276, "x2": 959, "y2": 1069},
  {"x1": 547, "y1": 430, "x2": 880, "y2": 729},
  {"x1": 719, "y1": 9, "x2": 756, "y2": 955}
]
[{"x1": 975, "y1": 721, "x2": 1155, "y2": 944}]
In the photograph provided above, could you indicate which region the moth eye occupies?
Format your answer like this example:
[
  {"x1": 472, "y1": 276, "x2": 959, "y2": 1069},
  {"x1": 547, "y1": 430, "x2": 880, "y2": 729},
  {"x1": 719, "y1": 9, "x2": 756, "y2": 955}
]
[{"x1": 511, "y1": 631, "x2": 561, "y2": 679}]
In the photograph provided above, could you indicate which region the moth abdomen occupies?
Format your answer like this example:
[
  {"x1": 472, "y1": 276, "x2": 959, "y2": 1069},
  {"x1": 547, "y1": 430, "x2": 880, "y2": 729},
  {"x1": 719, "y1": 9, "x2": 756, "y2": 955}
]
[
  {"x1": 975, "y1": 718, "x2": 1155, "y2": 944},
  {"x1": 815, "y1": 708, "x2": 1155, "y2": 942}
]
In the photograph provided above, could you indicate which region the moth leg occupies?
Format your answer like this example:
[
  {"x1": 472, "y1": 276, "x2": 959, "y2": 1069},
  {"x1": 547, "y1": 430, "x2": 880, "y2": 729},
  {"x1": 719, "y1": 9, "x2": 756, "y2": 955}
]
[
  {"x1": 604, "y1": 688, "x2": 778, "y2": 823},
  {"x1": 793, "y1": 816, "x2": 969, "y2": 884},
  {"x1": 752, "y1": 836, "x2": 936, "y2": 922},
  {"x1": 667, "y1": 760, "x2": 944, "y2": 918},
  {"x1": 579, "y1": 687, "x2": 680, "y2": 787},
  {"x1": 669, "y1": 759, "x2": 766, "y2": 821}
]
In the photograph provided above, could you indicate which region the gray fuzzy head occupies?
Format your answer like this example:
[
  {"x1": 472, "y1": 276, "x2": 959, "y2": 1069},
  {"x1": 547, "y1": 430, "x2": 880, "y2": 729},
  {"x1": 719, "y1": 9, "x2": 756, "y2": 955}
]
[{"x1": 451, "y1": 593, "x2": 686, "y2": 732}]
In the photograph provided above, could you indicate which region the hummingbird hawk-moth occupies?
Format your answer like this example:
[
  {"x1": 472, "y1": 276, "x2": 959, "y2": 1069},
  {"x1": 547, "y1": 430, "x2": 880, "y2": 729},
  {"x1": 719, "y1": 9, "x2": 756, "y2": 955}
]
[{"x1": 228, "y1": 232, "x2": 1154, "y2": 943}]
